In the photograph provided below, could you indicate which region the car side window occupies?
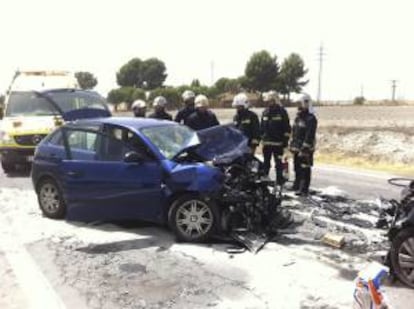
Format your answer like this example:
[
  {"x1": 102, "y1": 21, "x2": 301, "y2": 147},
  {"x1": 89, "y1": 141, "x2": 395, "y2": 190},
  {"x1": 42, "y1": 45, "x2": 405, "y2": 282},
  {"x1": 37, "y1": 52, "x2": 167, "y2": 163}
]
[
  {"x1": 103, "y1": 125, "x2": 155, "y2": 160},
  {"x1": 66, "y1": 130, "x2": 98, "y2": 160},
  {"x1": 49, "y1": 130, "x2": 64, "y2": 146},
  {"x1": 97, "y1": 134, "x2": 134, "y2": 162}
]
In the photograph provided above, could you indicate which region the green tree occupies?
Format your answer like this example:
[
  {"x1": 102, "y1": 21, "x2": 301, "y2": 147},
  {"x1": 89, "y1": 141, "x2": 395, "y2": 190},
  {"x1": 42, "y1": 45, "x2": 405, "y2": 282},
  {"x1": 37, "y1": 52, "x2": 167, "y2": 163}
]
[
  {"x1": 142, "y1": 58, "x2": 167, "y2": 89},
  {"x1": 214, "y1": 77, "x2": 241, "y2": 94},
  {"x1": 278, "y1": 53, "x2": 308, "y2": 101},
  {"x1": 244, "y1": 50, "x2": 279, "y2": 92},
  {"x1": 191, "y1": 79, "x2": 201, "y2": 87},
  {"x1": 116, "y1": 58, "x2": 144, "y2": 88},
  {"x1": 116, "y1": 58, "x2": 167, "y2": 89},
  {"x1": 0, "y1": 94, "x2": 4, "y2": 119},
  {"x1": 132, "y1": 88, "x2": 146, "y2": 101},
  {"x1": 148, "y1": 87, "x2": 181, "y2": 108},
  {"x1": 107, "y1": 87, "x2": 136, "y2": 109},
  {"x1": 214, "y1": 77, "x2": 230, "y2": 93},
  {"x1": 353, "y1": 96, "x2": 365, "y2": 105},
  {"x1": 75, "y1": 71, "x2": 98, "y2": 90}
]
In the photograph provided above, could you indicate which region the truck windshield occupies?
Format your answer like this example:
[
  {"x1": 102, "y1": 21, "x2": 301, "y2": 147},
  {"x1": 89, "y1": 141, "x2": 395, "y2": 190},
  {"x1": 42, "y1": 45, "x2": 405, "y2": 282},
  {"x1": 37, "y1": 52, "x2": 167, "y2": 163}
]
[
  {"x1": 5, "y1": 91, "x2": 107, "y2": 117},
  {"x1": 5, "y1": 92, "x2": 58, "y2": 117}
]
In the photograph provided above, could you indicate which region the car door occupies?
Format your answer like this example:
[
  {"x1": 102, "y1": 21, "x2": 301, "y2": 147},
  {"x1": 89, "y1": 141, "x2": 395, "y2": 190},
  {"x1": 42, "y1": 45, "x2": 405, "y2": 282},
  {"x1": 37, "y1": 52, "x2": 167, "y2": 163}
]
[{"x1": 61, "y1": 128, "x2": 164, "y2": 223}]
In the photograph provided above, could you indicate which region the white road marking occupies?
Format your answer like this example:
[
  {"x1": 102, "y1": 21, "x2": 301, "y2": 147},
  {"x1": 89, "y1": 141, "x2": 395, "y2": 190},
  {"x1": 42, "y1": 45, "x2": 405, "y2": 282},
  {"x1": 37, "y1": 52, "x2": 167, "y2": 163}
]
[{"x1": 2, "y1": 242, "x2": 66, "y2": 309}]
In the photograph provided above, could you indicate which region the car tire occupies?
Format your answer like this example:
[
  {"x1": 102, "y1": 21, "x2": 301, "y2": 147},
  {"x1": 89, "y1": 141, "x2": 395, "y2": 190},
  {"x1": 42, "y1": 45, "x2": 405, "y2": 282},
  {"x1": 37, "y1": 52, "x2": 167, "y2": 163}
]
[
  {"x1": 1, "y1": 160, "x2": 17, "y2": 174},
  {"x1": 168, "y1": 194, "x2": 219, "y2": 242},
  {"x1": 390, "y1": 227, "x2": 414, "y2": 288},
  {"x1": 37, "y1": 178, "x2": 66, "y2": 219}
]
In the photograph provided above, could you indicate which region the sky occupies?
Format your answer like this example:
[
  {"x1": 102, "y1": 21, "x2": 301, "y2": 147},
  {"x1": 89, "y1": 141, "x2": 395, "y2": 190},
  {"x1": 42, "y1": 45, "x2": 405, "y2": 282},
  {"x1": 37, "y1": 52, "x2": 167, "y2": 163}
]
[{"x1": 0, "y1": 0, "x2": 413, "y2": 100}]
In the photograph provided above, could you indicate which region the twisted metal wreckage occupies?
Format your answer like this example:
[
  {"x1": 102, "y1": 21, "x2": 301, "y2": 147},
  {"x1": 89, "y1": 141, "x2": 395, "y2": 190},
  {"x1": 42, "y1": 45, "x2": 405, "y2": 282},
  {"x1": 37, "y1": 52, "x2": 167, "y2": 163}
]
[{"x1": 196, "y1": 127, "x2": 414, "y2": 289}]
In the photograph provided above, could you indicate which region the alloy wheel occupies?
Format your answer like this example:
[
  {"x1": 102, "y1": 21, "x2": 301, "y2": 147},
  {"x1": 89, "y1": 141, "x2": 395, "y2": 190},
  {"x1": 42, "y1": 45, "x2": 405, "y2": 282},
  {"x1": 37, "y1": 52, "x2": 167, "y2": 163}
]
[
  {"x1": 39, "y1": 183, "x2": 61, "y2": 214},
  {"x1": 175, "y1": 200, "x2": 213, "y2": 239}
]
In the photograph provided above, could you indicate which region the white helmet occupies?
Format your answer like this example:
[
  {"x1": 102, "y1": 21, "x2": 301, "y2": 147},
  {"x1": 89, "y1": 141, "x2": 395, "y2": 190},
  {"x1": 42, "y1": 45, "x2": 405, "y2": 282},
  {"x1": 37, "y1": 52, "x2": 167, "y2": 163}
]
[
  {"x1": 232, "y1": 92, "x2": 249, "y2": 108},
  {"x1": 182, "y1": 90, "x2": 195, "y2": 101},
  {"x1": 131, "y1": 99, "x2": 146, "y2": 109},
  {"x1": 298, "y1": 93, "x2": 315, "y2": 113},
  {"x1": 299, "y1": 93, "x2": 312, "y2": 105},
  {"x1": 153, "y1": 96, "x2": 167, "y2": 107},
  {"x1": 263, "y1": 90, "x2": 280, "y2": 103},
  {"x1": 195, "y1": 94, "x2": 209, "y2": 108}
]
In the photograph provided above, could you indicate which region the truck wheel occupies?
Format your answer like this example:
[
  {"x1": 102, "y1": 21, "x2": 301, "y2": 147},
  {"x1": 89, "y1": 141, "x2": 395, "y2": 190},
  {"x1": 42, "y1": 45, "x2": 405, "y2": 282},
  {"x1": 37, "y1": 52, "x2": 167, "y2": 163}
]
[
  {"x1": 168, "y1": 195, "x2": 218, "y2": 242},
  {"x1": 390, "y1": 227, "x2": 414, "y2": 288},
  {"x1": 1, "y1": 160, "x2": 16, "y2": 174},
  {"x1": 37, "y1": 178, "x2": 66, "y2": 219}
]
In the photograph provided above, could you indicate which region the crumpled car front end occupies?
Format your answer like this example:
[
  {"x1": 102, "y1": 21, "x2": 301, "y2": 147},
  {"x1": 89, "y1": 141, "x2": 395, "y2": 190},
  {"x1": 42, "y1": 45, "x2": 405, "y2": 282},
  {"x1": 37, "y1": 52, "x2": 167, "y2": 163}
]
[{"x1": 169, "y1": 125, "x2": 292, "y2": 251}]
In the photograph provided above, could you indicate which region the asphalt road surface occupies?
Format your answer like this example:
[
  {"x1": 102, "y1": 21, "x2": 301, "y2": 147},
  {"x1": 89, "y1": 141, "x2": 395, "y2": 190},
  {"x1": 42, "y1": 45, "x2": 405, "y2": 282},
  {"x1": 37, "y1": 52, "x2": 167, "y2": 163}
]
[{"x1": 0, "y1": 164, "x2": 412, "y2": 309}]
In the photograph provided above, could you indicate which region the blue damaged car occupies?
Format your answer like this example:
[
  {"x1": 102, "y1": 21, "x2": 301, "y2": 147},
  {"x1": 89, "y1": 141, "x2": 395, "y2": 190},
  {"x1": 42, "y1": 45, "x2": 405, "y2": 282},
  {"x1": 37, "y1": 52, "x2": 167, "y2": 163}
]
[{"x1": 32, "y1": 97, "x2": 286, "y2": 242}]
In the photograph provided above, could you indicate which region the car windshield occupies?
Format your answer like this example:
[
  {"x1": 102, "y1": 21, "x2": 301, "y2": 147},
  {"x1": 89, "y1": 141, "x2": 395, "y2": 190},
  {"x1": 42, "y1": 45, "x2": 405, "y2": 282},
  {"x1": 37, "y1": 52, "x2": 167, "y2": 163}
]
[
  {"x1": 140, "y1": 125, "x2": 199, "y2": 159},
  {"x1": 5, "y1": 90, "x2": 107, "y2": 117}
]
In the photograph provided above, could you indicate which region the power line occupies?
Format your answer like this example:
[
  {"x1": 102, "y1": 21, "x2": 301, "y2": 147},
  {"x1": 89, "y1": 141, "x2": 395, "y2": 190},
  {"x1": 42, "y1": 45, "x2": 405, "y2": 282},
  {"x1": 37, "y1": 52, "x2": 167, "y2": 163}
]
[{"x1": 316, "y1": 43, "x2": 326, "y2": 103}]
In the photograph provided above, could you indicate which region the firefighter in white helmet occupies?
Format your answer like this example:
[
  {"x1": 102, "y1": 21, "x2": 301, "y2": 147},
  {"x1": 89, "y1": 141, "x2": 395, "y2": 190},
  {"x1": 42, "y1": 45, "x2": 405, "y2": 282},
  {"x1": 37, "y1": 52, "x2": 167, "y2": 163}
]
[
  {"x1": 175, "y1": 90, "x2": 196, "y2": 125},
  {"x1": 148, "y1": 96, "x2": 172, "y2": 120},
  {"x1": 261, "y1": 90, "x2": 291, "y2": 185},
  {"x1": 290, "y1": 93, "x2": 317, "y2": 195},
  {"x1": 186, "y1": 94, "x2": 219, "y2": 131},
  {"x1": 232, "y1": 92, "x2": 260, "y2": 153},
  {"x1": 131, "y1": 99, "x2": 147, "y2": 118}
]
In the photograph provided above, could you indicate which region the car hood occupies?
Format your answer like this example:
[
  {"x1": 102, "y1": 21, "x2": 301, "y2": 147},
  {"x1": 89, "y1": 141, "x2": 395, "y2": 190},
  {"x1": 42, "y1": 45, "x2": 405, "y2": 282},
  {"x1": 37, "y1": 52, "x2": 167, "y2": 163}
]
[{"x1": 194, "y1": 125, "x2": 250, "y2": 164}]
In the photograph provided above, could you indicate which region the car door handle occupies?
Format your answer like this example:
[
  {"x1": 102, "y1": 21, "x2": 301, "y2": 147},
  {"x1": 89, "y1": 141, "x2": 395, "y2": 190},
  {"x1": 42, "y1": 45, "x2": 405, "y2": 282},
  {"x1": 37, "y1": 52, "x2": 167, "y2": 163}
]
[{"x1": 67, "y1": 171, "x2": 83, "y2": 178}]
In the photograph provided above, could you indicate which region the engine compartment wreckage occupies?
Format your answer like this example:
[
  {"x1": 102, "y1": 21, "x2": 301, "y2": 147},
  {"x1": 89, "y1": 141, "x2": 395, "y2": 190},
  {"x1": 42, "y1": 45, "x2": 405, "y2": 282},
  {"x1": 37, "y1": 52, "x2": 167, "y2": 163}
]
[{"x1": 174, "y1": 125, "x2": 293, "y2": 252}]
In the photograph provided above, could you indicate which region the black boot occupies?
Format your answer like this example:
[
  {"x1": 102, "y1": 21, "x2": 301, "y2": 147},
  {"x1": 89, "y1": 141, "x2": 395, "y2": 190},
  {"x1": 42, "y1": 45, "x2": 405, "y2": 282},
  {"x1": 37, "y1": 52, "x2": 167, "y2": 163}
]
[{"x1": 298, "y1": 168, "x2": 311, "y2": 195}]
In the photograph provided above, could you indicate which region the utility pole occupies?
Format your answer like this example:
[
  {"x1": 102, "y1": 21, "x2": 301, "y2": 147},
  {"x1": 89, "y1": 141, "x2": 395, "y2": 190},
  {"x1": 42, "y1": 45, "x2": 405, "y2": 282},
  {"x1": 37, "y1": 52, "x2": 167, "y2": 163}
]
[
  {"x1": 391, "y1": 80, "x2": 397, "y2": 101},
  {"x1": 210, "y1": 61, "x2": 215, "y2": 86},
  {"x1": 360, "y1": 84, "x2": 364, "y2": 97},
  {"x1": 317, "y1": 43, "x2": 326, "y2": 103}
]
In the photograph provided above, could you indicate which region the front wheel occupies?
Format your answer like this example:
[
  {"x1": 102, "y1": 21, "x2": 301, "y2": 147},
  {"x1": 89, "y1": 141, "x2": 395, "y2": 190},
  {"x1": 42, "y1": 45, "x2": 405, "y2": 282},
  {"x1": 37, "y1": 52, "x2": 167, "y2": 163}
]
[
  {"x1": 37, "y1": 178, "x2": 66, "y2": 219},
  {"x1": 1, "y1": 160, "x2": 17, "y2": 174},
  {"x1": 390, "y1": 227, "x2": 414, "y2": 288},
  {"x1": 168, "y1": 195, "x2": 218, "y2": 242}
]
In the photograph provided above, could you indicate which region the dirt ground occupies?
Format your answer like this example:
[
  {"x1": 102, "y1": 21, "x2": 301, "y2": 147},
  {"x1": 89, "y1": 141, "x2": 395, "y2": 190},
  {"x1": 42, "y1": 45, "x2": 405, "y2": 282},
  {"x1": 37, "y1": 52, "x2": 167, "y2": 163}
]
[{"x1": 209, "y1": 106, "x2": 414, "y2": 172}]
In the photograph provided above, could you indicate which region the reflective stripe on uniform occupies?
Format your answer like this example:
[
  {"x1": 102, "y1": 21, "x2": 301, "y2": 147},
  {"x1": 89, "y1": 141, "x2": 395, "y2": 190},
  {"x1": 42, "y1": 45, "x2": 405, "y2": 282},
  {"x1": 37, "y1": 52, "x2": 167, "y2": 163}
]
[
  {"x1": 271, "y1": 116, "x2": 282, "y2": 121},
  {"x1": 241, "y1": 119, "x2": 251, "y2": 124},
  {"x1": 251, "y1": 139, "x2": 260, "y2": 145},
  {"x1": 284, "y1": 132, "x2": 291, "y2": 137},
  {"x1": 301, "y1": 164, "x2": 311, "y2": 168},
  {"x1": 262, "y1": 141, "x2": 283, "y2": 146}
]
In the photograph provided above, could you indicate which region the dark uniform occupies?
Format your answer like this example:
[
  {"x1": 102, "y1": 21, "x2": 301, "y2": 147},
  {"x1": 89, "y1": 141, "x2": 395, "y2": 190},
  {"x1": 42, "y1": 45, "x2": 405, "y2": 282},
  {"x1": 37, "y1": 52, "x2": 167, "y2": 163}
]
[
  {"x1": 290, "y1": 110, "x2": 318, "y2": 194},
  {"x1": 233, "y1": 109, "x2": 260, "y2": 150},
  {"x1": 261, "y1": 105, "x2": 291, "y2": 184},
  {"x1": 175, "y1": 106, "x2": 195, "y2": 125},
  {"x1": 148, "y1": 110, "x2": 173, "y2": 121},
  {"x1": 186, "y1": 110, "x2": 219, "y2": 131}
]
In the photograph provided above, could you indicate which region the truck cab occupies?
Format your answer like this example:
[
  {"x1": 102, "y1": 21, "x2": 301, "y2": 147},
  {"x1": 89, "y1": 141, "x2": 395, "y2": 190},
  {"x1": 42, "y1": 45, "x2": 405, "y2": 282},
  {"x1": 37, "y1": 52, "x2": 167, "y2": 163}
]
[{"x1": 0, "y1": 70, "x2": 108, "y2": 173}]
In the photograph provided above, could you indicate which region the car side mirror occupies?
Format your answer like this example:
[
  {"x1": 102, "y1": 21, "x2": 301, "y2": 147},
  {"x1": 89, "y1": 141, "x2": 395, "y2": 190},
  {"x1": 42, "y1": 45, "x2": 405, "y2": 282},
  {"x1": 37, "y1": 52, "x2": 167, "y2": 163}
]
[{"x1": 124, "y1": 151, "x2": 145, "y2": 163}]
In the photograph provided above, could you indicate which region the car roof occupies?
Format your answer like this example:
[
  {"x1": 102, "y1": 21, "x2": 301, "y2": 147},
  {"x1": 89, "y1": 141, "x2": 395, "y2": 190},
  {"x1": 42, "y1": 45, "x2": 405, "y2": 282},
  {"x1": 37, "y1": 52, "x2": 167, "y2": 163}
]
[{"x1": 66, "y1": 117, "x2": 178, "y2": 130}]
